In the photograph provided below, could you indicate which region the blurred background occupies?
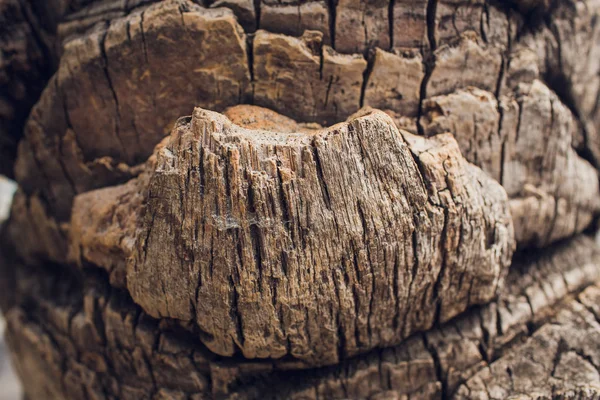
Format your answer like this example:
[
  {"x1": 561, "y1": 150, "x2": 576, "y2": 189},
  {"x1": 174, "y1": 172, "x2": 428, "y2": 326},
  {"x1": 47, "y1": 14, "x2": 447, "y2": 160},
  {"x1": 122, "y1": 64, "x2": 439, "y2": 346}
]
[{"x1": 0, "y1": 176, "x2": 21, "y2": 400}]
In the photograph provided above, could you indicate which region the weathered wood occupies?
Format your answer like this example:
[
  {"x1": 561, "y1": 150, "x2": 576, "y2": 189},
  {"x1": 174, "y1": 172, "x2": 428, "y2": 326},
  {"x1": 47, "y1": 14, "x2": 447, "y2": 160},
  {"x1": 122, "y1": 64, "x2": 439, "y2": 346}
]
[
  {"x1": 9, "y1": 0, "x2": 597, "y2": 247},
  {"x1": 252, "y1": 30, "x2": 366, "y2": 125},
  {"x1": 2, "y1": 231, "x2": 599, "y2": 399},
  {"x1": 422, "y1": 82, "x2": 600, "y2": 247},
  {"x1": 1, "y1": 0, "x2": 600, "y2": 398},
  {"x1": 456, "y1": 283, "x2": 600, "y2": 399},
  {"x1": 66, "y1": 106, "x2": 513, "y2": 365},
  {"x1": 15, "y1": 0, "x2": 251, "y2": 219}
]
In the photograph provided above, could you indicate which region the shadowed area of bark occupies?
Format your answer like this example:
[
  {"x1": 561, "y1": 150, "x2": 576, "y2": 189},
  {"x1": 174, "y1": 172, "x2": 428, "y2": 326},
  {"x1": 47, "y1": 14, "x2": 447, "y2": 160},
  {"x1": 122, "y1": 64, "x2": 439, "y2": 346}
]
[{"x1": 0, "y1": 0, "x2": 65, "y2": 177}]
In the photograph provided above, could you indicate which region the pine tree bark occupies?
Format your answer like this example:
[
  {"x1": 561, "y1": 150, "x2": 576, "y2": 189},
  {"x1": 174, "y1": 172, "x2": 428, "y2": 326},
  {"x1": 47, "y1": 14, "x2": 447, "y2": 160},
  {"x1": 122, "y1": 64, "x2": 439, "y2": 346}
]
[{"x1": 1, "y1": 0, "x2": 600, "y2": 399}]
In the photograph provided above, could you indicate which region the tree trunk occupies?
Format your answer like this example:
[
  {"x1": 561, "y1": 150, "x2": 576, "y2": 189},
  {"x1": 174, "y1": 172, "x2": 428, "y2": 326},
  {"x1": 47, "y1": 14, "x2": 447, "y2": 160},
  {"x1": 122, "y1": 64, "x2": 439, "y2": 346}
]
[{"x1": 1, "y1": 0, "x2": 600, "y2": 398}]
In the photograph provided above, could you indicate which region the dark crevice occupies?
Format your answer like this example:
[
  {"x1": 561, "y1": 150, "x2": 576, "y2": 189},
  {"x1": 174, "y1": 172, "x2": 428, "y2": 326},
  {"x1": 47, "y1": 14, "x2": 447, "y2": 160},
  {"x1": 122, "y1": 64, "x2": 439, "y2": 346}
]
[
  {"x1": 359, "y1": 49, "x2": 375, "y2": 108},
  {"x1": 433, "y1": 206, "x2": 449, "y2": 311},
  {"x1": 229, "y1": 275, "x2": 246, "y2": 353},
  {"x1": 275, "y1": 163, "x2": 291, "y2": 233},
  {"x1": 514, "y1": 98, "x2": 523, "y2": 144},
  {"x1": 416, "y1": 0, "x2": 438, "y2": 135},
  {"x1": 495, "y1": 302, "x2": 504, "y2": 337},
  {"x1": 327, "y1": 0, "x2": 336, "y2": 48},
  {"x1": 253, "y1": 0, "x2": 261, "y2": 31},
  {"x1": 478, "y1": 313, "x2": 490, "y2": 363},
  {"x1": 139, "y1": 9, "x2": 149, "y2": 64},
  {"x1": 388, "y1": 0, "x2": 395, "y2": 50},
  {"x1": 311, "y1": 145, "x2": 332, "y2": 209},
  {"x1": 496, "y1": 7, "x2": 511, "y2": 186},
  {"x1": 99, "y1": 22, "x2": 127, "y2": 162},
  {"x1": 246, "y1": 33, "x2": 256, "y2": 104},
  {"x1": 247, "y1": 34, "x2": 255, "y2": 81},
  {"x1": 499, "y1": 139, "x2": 507, "y2": 186},
  {"x1": 425, "y1": 0, "x2": 437, "y2": 51},
  {"x1": 57, "y1": 86, "x2": 79, "y2": 197},
  {"x1": 319, "y1": 44, "x2": 325, "y2": 80},
  {"x1": 550, "y1": 338, "x2": 568, "y2": 377},
  {"x1": 423, "y1": 334, "x2": 447, "y2": 400},
  {"x1": 480, "y1": 2, "x2": 489, "y2": 43}
]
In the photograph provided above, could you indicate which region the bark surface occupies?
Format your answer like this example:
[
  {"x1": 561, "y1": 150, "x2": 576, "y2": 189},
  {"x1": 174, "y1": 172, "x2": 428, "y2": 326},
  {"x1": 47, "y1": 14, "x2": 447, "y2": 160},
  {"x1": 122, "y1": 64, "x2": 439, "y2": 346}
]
[
  {"x1": 1, "y1": 0, "x2": 600, "y2": 398},
  {"x1": 2, "y1": 231, "x2": 600, "y2": 399},
  {"x1": 68, "y1": 106, "x2": 514, "y2": 365}
]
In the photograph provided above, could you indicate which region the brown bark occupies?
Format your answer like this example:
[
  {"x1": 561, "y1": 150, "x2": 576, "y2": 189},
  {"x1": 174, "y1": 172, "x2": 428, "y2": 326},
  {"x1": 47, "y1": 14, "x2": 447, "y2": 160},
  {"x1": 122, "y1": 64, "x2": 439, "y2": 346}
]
[
  {"x1": 2, "y1": 231, "x2": 599, "y2": 399},
  {"x1": 1, "y1": 0, "x2": 600, "y2": 398},
  {"x1": 66, "y1": 106, "x2": 514, "y2": 365}
]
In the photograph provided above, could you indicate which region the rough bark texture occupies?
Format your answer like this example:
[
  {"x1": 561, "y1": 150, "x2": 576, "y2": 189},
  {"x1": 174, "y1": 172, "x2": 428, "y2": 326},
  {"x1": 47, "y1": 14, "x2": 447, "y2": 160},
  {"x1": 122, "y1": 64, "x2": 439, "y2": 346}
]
[
  {"x1": 2, "y1": 231, "x2": 600, "y2": 399},
  {"x1": 1, "y1": 0, "x2": 600, "y2": 398},
  {"x1": 66, "y1": 106, "x2": 514, "y2": 366}
]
